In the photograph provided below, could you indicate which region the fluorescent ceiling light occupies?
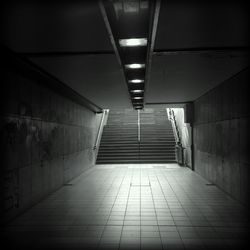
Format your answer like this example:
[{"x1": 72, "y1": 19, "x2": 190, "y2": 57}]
[
  {"x1": 125, "y1": 63, "x2": 145, "y2": 69},
  {"x1": 133, "y1": 97, "x2": 143, "y2": 100},
  {"x1": 131, "y1": 89, "x2": 144, "y2": 93},
  {"x1": 129, "y1": 79, "x2": 144, "y2": 83},
  {"x1": 119, "y1": 38, "x2": 147, "y2": 47}
]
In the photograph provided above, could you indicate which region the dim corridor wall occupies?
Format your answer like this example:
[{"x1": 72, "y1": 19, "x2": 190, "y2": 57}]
[
  {"x1": 1, "y1": 67, "x2": 101, "y2": 222},
  {"x1": 193, "y1": 68, "x2": 250, "y2": 205}
]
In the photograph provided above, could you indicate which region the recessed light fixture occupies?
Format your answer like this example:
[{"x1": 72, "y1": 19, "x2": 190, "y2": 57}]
[
  {"x1": 133, "y1": 97, "x2": 143, "y2": 100},
  {"x1": 131, "y1": 89, "x2": 144, "y2": 93},
  {"x1": 129, "y1": 79, "x2": 144, "y2": 83},
  {"x1": 119, "y1": 38, "x2": 147, "y2": 47},
  {"x1": 125, "y1": 63, "x2": 145, "y2": 69}
]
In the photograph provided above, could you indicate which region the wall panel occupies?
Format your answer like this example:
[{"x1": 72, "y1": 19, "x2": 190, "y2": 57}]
[{"x1": 193, "y1": 68, "x2": 249, "y2": 205}]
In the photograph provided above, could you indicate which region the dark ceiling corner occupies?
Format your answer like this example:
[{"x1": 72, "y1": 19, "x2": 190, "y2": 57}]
[
  {"x1": 3, "y1": 46, "x2": 103, "y2": 113},
  {"x1": 193, "y1": 66, "x2": 250, "y2": 103}
]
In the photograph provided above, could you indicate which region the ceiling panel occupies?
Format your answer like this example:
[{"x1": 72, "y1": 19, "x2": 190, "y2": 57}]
[
  {"x1": 2, "y1": 1, "x2": 113, "y2": 52},
  {"x1": 29, "y1": 54, "x2": 131, "y2": 109},
  {"x1": 146, "y1": 52, "x2": 248, "y2": 103},
  {"x1": 155, "y1": 1, "x2": 248, "y2": 50}
]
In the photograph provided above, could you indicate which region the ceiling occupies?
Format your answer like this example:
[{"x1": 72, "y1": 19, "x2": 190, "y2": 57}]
[
  {"x1": 2, "y1": 0, "x2": 249, "y2": 109},
  {"x1": 155, "y1": 1, "x2": 248, "y2": 50},
  {"x1": 29, "y1": 54, "x2": 131, "y2": 108},
  {"x1": 147, "y1": 51, "x2": 248, "y2": 104}
]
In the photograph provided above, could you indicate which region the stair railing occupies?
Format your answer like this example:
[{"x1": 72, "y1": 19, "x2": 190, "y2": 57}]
[
  {"x1": 137, "y1": 110, "x2": 141, "y2": 142},
  {"x1": 167, "y1": 108, "x2": 184, "y2": 165},
  {"x1": 168, "y1": 109, "x2": 181, "y2": 144},
  {"x1": 93, "y1": 109, "x2": 108, "y2": 153}
]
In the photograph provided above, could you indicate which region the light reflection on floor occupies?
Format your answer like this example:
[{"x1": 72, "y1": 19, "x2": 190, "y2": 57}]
[{"x1": 3, "y1": 164, "x2": 248, "y2": 250}]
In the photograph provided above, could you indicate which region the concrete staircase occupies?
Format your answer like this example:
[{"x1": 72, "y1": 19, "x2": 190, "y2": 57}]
[{"x1": 96, "y1": 108, "x2": 176, "y2": 164}]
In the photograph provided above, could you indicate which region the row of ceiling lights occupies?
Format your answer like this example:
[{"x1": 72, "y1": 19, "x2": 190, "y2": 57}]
[
  {"x1": 118, "y1": 38, "x2": 148, "y2": 109},
  {"x1": 101, "y1": 0, "x2": 152, "y2": 110}
]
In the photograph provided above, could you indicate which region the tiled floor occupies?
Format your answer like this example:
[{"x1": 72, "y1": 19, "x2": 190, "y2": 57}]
[{"x1": 3, "y1": 164, "x2": 248, "y2": 250}]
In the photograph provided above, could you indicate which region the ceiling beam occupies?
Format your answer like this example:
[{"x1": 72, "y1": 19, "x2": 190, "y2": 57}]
[
  {"x1": 99, "y1": 1, "x2": 122, "y2": 66},
  {"x1": 154, "y1": 46, "x2": 249, "y2": 55},
  {"x1": 146, "y1": 101, "x2": 192, "y2": 105},
  {"x1": 16, "y1": 46, "x2": 248, "y2": 58},
  {"x1": 144, "y1": 0, "x2": 161, "y2": 104},
  {"x1": 16, "y1": 50, "x2": 115, "y2": 58}
]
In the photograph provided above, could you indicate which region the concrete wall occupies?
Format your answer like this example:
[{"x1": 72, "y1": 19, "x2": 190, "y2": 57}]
[
  {"x1": 193, "y1": 68, "x2": 249, "y2": 205},
  {"x1": 1, "y1": 65, "x2": 102, "y2": 222},
  {"x1": 171, "y1": 108, "x2": 192, "y2": 168}
]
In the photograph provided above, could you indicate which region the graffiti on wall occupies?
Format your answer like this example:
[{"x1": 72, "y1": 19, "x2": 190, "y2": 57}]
[{"x1": 4, "y1": 170, "x2": 19, "y2": 211}]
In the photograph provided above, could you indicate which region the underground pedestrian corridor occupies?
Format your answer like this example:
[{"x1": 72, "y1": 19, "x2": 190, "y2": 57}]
[{"x1": 1, "y1": 1, "x2": 249, "y2": 250}]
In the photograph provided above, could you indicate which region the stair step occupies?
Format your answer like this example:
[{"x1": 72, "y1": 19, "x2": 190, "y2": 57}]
[
  {"x1": 98, "y1": 152, "x2": 176, "y2": 156},
  {"x1": 100, "y1": 141, "x2": 176, "y2": 143},
  {"x1": 98, "y1": 152, "x2": 175, "y2": 154},
  {"x1": 99, "y1": 145, "x2": 175, "y2": 148},
  {"x1": 100, "y1": 140, "x2": 175, "y2": 143},
  {"x1": 97, "y1": 158, "x2": 176, "y2": 161},
  {"x1": 97, "y1": 156, "x2": 176, "y2": 159},
  {"x1": 103, "y1": 133, "x2": 173, "y2": 136},
  {"x1": 98, "y1": 148, "x2": 175, "y2": 152},
  {"x1": 96, "y1": 160, "x2": 176, "y2": 164},
  {"x1": 97, "y1": 157, "x2": 176, "y2": 161}
]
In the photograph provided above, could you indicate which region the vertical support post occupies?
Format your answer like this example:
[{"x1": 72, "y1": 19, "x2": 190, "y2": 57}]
[
  {"x1": 191, "y1": 125, "x2": 194, "y2": 171},
  {"x1": 137, "y1": 109, "x2": 141, "y2": 161},
  {"x1": 137, "y1": 110, "x2": 141, "y2": 142}
]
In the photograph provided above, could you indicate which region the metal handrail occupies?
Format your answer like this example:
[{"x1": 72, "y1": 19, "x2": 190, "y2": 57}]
[
  {"x1": 167, "y1": 108, "x2": 184, "y2": 165},
  {"x1": 168, "y1": 109, "x2": 181, "y2": 145},
  {"x1": 137, "y1": 110, "x2": 141, "y2": 142},
  {"x1": 93, "y1": 110, "x2": 107, "y2": 150}
]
